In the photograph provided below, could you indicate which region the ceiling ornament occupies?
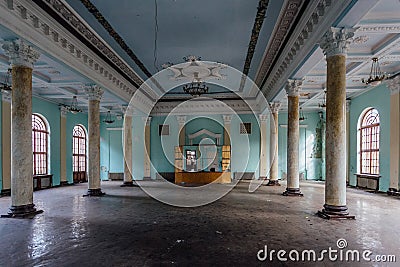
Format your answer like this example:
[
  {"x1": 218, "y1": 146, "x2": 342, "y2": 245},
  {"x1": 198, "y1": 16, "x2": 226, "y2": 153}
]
[
  {"x1": 166, "y1": 56, "x2": 226, "y2": 82},
  {"x1": 353, "y1": 35, "x2": 369, "y2": 45}
]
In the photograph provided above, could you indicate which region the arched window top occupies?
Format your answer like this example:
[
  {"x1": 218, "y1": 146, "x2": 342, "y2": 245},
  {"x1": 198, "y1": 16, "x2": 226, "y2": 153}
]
[
  {"x1": 73, "y1": 125, "x2": 86, "y2": 138},
  {"x1": 32, "y1": 113, "x2": 48, "y2": 133},
  {"x1": 361, "y1": 108, "x2": 380, "y2": 128}
]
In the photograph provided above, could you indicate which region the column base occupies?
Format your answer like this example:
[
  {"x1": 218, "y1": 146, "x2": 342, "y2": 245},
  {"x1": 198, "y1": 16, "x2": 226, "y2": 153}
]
[
  {"x1": 83, "y1": 188, "x2": 105, "y2": 197},
  {"x1": 1, "y1": 189, "x2": 11, "y2": 196},
  {"x1": 266, "y1": 180, "x2": 281, "y2": 186},
  {"x1": 317, "y1": 204, "x2": 355, "y2": 220},
  {"x1": 387, "y1": 188, "x2": 400, "y2": 196},
  {"x1": 282, "y1": 187, "x2": 303, "y2": 196},
  {"x1": 1, "y1": 204, "x2": 43, "y2": 219},
  {"x1": 60, "y1": 181, "x2": 69, "y2": 186},
  {"x1": 120, "y1": 181, "x2": 139, "y2": 187}
]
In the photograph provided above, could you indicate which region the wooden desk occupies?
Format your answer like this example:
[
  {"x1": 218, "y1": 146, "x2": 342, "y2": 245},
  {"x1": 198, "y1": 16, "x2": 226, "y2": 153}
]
[{"x1": 175, "y1": 172, "x2": 231, "y2": 184}]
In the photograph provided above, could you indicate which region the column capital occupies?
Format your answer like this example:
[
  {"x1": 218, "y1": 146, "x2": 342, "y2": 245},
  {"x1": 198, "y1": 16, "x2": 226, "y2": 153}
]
[
  {"x1": 222, "y1": 115, "x2": 232, "y2": 124},
  {"x1": 319, "y1": 27, "x2": 357, "y2": 58},
  {"x1": 387, "y1": 76, "x2": 400, "y2": 95},
  {"x1": 2, "y1": 39, "x2": 40, "y2": 69},
  {"x1": 177, "y1": 115, "x2": 186, "y2": 125},
  {"x1": 60, "y1": 106, "x2": 69, "y2": 117},
  {"x1": 84, "y1": 84, "x2": 103, "y2": 101},
  {"x1": 1, "y1": 90, "x2": 12, "y2": 103},
  {"x1": 269, "y1": 102, "x2": 282, "y2": 114},
  {"x1": 259, "y1": 114, "x2": 268, "y2": 122},
  {"x1": 122, "y1": 106, "x2": 135, "y2": 116},
  {"x1": 142, "y1": 116, "x2": 152, "y2": 126},
  {"x1": 285, "y1": 79, "x2": 302, "y2": 97}
]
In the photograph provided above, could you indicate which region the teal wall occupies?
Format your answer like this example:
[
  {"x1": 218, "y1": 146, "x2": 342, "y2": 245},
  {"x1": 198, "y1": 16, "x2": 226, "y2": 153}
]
[
  {"x1": 100, "y1": 117, "x2": 124, "y2": 180},
  {"x1": 32, "y1": 97, "x2": 61, "y2": 186},
  {"x1": 0, "y1": 97, "x2": 2, "y2": 191},
  {"x1": 278, "y1": 111, "x2": 322, "y2": 180},
  {"x1": 348, "y1": 84, "x2": 391, "y2": 191},
  {"x1": 66, "y1": 112, "x2": 88, "y2": 183}
]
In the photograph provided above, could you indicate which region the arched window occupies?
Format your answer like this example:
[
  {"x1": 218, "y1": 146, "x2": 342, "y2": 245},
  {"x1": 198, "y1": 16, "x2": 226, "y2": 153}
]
[
  {"x1": 32, "y1": 114, "x2": 49, "y2": 175},
  {"x1": 359, "y1": 108, "x2": 380, "y2": 175},
  {"x1": 73, "y1": 125, "x2": 87, "y2": 183}
]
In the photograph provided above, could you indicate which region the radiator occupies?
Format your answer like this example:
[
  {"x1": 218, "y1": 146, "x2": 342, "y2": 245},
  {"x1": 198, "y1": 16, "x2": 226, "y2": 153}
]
[{"x1": 108, "y1": 172, "x2": 124, "y2": 180}]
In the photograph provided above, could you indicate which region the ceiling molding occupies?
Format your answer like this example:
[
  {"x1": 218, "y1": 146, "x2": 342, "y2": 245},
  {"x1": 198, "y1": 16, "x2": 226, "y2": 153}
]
[
  {"x1": 0, "y1": 0, "x2": 138, "y2": 102},
  {"x1": 262, "y1": 0, "x2": 355, "y2": 101},
  {"x1": 254, "y1": 0, "x2": 304, "y2": 87}
]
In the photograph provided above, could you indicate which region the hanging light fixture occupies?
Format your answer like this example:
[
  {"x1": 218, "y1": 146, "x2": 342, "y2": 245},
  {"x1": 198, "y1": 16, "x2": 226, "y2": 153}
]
[
  {"x1": 69, "y1": 96, "x2": 82, "y2": 114},
  {"x1": 183, "y1": 81, "x2": 209, "y2": 97},
  {"x1": 0, "y1": 68, "x2": 12, "y2": 91},
  {"x1": 318, "y1": 90, "x2": 326, "y2": 109},
  {"x1": 362, "y1": 57, "x2": 386, "y2": 86},
  {"x1": 103, "y1": 111, "x2": 115, "y2": 124},
  {"x1": 299, "y1": 107, "x2": 306, "y2": 121}
]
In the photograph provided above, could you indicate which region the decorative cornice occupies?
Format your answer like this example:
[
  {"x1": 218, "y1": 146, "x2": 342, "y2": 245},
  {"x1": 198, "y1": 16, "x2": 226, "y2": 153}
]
[
  {"x1": 242, "y1": 0, "x2": 270, "y2": 77},
  {"x1": 1, "y1": 90, "x2": 12, "y2": 103},
  {"x1": 2, "y1": 39, "x2": 40, "y2": 68},
  {"x1": 0, "y1": 0, "x2": 144, "y2": 102},
  {"x1": 269, "y1": 102, "x2": 282, "y2": 114},
  {"x1": 222, "y1": 115, "x2": 232, "y2": 124},
  {"x1": 285, "y1": 79, "x2": 302, "y2": 97},
  {"x1": 319, "y1": 27, "x2": 357, "y2": 58},
  {"x1": 60, "y1": 106, "x2": 69, "y2": 117},
  {"x1": 77, "y1": 0, "x2": 152, "y2": 78},
  {"x1": 84, "y1": 84, "x2": 103, "y2": 101},
  {"x1": 255, "y1": 0, "x2": 304, "y2": 86},
  {"x1": 387, "y1": 76, "x2": 400, "y2": 95},
  {"x1": 177, "y1": 115, "x2": 186, "y2": 125}
]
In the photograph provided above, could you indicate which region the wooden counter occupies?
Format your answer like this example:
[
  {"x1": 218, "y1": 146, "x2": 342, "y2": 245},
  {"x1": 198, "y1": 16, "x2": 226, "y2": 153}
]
[{"x1": 175, "y1": 171, "x2": 231, "y2": 184}]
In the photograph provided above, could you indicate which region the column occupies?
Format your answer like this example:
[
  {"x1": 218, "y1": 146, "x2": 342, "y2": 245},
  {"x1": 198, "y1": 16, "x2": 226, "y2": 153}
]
[
  {"x1": 267, "y1": 102, "x2": 281, "y2": 186},
  {"x1": 177, "y1": 116, "x2": 186, "y2": 146},
  {"x1": 143, "y1": 117, "x2": 152, "y2": 179},
  {"x1": 387, "y1": 76, "x2": 400, "y2": 195},
  {"x1": 259, "y1": 114, "x2": 268, "y2": 180},
  {"x1": 121, "y1": 113, "x2": 136, "y2": 187},
  {"x1": 283, "y1": 79, "x2": 303, "y2": 196},
  {"x1": 318, "y1": 27, "x2": 356, "y2": 219},
  {"x1": 1, "y1": 39, "x2": 42, "y2": 217},
  {"x1": 1, "y1": 90, "x2": 11, "y2": 195},
  {"x1": 60, "y1": 106, "x2": 68, "y2": 185},
  {"x1": 346, "y1": 100, "x2": 351, "y2": 185},
  {"x1": 84, "y1": 85, "x2": 105, "y2": 196},
  {"x1": 222, "y1": 115, "x2": 232, "y2": 145}
]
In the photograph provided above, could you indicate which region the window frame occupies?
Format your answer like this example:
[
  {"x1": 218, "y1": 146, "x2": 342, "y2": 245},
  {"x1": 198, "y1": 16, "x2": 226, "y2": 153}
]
[
  {"x1": 32, "y1": 114, "x2": 49, "y2": 176},
  {"x1": 72, "y1": 125, "x2": 87, "y2": 173},
  {"x1": 359, "y1": 108, "x2": 380, "y2": 175}
]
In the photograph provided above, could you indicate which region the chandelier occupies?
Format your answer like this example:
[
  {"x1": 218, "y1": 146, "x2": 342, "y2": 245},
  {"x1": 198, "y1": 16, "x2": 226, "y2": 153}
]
[
  {"x1": 103, "y1": 111, "x2": 115, "y2": 124},
  {"x1": 183, "y1": 81, "x2": 209, "y2": 97},
  {"x1": 69, "y1": 96, "x2": 82, "y2": 114},
  {"x1": 362, "y1": 57, "x2": 386, "y2": 86},
  {"x1": 0, "y1": 68, "x2": 12, "y2": 91}
]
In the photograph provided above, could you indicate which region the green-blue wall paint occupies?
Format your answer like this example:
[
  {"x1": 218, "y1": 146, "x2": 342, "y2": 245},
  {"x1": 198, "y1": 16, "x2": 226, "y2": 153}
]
[{"x1": 0, "y1": 97, "x2": 2, "y2": 191}]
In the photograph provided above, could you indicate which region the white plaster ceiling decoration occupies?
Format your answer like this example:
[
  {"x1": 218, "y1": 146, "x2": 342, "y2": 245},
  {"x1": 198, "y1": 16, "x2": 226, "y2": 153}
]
[
  {"x1": 353, "y1": 35, "x2": 370, "y2": 45},
  {"x1": 166, "y1": 56, "x2": 227, "y2": 82}
]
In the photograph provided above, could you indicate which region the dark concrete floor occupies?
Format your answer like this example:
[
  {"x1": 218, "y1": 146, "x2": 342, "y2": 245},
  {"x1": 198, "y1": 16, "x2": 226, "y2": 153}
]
[{"x1": 0, "y1": 180, "x2": 399, "y2": 267}]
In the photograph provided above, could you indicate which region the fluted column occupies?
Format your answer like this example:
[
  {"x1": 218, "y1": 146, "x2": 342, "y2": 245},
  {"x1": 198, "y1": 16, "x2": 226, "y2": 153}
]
[
  {"x1": 1, "y1": 39, "x2": 42, "y2": 217},
  {"x1": 143, "y1": 117, "x2": 152, "y2": 179},
  {"x1": 122, "y1": 111, "x2": 136, "y2": 187},
  {"x1": 387, "y1": 76, "x2": 400, "y2": 195},
  {"x1": 223, "y1": 115, "x2": 232, "y2": 146},
  {"x1": 267, "y1": 102, "x2": 281, "y2": 186},
  {"x1": 283, "y1": 79, "x2": 303, "y2": 196},
  {"x1": 60, "y1": 106, "x2": 68, "y2": 185},
  {"x1": 259, "y1": 114, "x2": 268, "y2": 179},
  {"x1": 177, "y1": 116, "x2": 186, "y2": 146},
  {"x1": 1, "y1": 90, "x2": 11, "y2": 195},
  {"x1": 318, "y1": 27, "x2": 356, "y2": 219},
  {"x1": 84, "y1": 85, "x2": 105, "y2": 196}
]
